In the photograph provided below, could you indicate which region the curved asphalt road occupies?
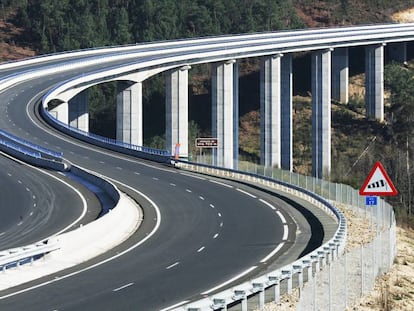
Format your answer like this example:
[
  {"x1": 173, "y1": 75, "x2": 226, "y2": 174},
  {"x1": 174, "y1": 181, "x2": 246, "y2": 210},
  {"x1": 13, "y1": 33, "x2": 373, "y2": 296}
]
[
  {"x1": 0, "y1": 59, "x2": 330, "y2": 310},
  {"x1": 0, "y1": 153, "x2": 100, "y2": 251}
]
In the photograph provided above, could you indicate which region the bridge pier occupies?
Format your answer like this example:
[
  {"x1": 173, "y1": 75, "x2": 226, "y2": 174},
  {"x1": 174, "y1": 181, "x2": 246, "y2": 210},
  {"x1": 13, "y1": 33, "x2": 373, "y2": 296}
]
[
  {"x1": 212, "y1": 60, "x2": 239, "y2": 169},
  {"x1": 116, "y1": 82, "x2": 143, "y2": 146},
  {"x1": 332, "y1": 47, "x2": 349, "y2": 104},
  {"x1": 260, "y1": 53, "x2": 293, "y2": 171},
  {"x1": 311, "y1": 49, "x2": 332, "y2": 179},
  {"x1": 49, "y1": 101, "x2": 69, "y2": 125},
  {"x1": 365, "y1": 44, "x2": 384, "y2": 122},
  {"x1": 69, "y1": 90, "x2": 89, "y2": 132},
  {"x1": 166, "y1": 65, "x2": 190, "y2": 158}
]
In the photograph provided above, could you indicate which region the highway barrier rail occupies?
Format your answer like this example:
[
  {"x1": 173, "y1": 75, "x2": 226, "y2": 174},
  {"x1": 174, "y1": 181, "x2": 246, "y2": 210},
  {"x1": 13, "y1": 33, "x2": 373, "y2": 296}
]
[
  {"x1": 41, "y1": 108, "x2": 172, "y2": 163},
  {"x1": 0, "y1": 129, "x2": 66, "y2": 171},
  {"x1": 0, "y1": 241, "x2": 59, "y2": 272},
  {"x1": 170, "y1": 160, "x2": 396, "y2": 310}
]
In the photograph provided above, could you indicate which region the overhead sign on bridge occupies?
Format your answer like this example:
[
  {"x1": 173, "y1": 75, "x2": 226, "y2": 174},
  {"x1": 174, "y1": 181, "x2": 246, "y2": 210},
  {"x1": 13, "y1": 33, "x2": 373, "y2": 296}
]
[{"x1": 196, "y1": 138, "x2": 218, "y2": 148}]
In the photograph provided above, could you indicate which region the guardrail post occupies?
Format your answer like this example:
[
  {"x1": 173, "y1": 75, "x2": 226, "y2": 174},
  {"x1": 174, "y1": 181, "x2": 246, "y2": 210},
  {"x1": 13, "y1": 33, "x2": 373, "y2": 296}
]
[
  {"x1": 293, "y1": 264, "x2": 304, "y2": 288},
  {"x1": 303, "y1": 259, "x2": 313, "y2": 282},
  {"x1": 211, "y1": 298, "x2": 227, "y2": 310},
  {"x1": 268, "y1": 275, "x2": 280, "y2": 302},
  {"x1": 252, "y1": 283, "x2": 265, "y2": 308},
  {"x1": 233, "y1": 290, "x2": 247, "y2": 311},
  {"x1": 311, "y1": 254, "x2": 320, "y2": 272},
  {"x1": 282, "y1": 269, "x2": 292, "y2": 294},
  {"x1": 318, "y1": 251, "x2": 327, "y2": 267}
]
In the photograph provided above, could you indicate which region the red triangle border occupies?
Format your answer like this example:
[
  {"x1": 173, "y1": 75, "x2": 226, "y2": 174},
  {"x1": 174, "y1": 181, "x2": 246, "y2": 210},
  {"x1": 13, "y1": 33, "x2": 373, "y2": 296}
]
[{"x1": 359, "y1": 161, "x2": 398, "y2": 196}]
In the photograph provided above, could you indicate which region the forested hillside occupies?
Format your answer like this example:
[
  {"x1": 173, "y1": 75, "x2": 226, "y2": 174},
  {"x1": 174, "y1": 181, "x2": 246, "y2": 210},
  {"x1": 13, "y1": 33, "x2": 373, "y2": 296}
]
[{"x1": 1, "y1": 0, "x2": 414, "y2": 226}]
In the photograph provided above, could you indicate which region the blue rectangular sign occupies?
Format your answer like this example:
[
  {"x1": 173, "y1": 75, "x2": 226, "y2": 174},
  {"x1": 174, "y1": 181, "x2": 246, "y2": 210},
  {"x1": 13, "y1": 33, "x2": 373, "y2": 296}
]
[{"x1": 365, "y1": 196, "x2": 377, "y2": 206}]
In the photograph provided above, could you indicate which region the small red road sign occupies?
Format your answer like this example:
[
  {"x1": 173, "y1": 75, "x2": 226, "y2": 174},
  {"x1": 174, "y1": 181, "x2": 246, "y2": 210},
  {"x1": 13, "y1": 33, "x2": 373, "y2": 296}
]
[{"x1": 359, "y1": 161, "x2": 398, "y2": 196}]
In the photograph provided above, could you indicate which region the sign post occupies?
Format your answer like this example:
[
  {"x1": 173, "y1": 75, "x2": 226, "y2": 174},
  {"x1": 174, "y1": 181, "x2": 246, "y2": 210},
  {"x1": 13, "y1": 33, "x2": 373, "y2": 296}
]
[
  {"x1": 195, "y1": 138, "x2": 218, "y2": 164},
  {"x1": 359, "y1": 161, "x2": 398, "y2": 232}
]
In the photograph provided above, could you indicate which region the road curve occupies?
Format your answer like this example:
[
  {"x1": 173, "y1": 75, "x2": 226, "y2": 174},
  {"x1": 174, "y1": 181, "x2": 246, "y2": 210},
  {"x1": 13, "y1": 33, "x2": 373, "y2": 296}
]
[{"x1": 0, "y1": 44, "x2": 333, "y2": 310}]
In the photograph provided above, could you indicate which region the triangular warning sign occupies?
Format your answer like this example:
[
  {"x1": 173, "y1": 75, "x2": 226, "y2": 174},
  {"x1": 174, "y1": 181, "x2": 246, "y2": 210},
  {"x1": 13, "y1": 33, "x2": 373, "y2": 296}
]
[{"x1": 359, "y1": 161, "x2": 398, "y2": 196}]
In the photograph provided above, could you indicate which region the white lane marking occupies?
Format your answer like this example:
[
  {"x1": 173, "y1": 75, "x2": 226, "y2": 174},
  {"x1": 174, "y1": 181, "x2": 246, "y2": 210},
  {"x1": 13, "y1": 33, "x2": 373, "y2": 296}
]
[
  {"x1": 180, "y1": 172, "x2": 206, "y2": 180},
  {"x1": 170, "y1": 183, "x2": 176, "y2": 186},
  {"x1": 33, "y1": 203, "x2": 36, "y2": 207},
  {"x1": 186, "y1": 189, "x2": 192, "y2": 193},
  {"x1": 197, "y1": 246, "x2": 205, "y2": 253},
  {"x1": 17, "y1": 180, "x2": 22, "y2": 184},
  {"x1": 0, "y1": 232, "x2": 5, "y2": 237},
  {"x1": 213, "y1": 233, "x2": 219, "y2": 239},
  {"x1": 276, "y1": 211, "x2": 287, "y2": 224},
  {"x1": 219, "y1": 222, "x2": 223, "y2": 227},
  {"x1": 26, "y1": 187, "x2": 30, "y2": 192},
  {"x1": 210, "y1": 204, "x2": 215, "y2": 209},
  {"x1": 152, "y1": 177, "x2": 159, "y2": 181},
  {"x1": 236, "y1": 188, "x2": 257, "y2": 198},
  {"x1": 259, "y1": 198, "x2": 276, "y2": 210},
  {"x1": 29, "y1": 212, "x2": 34, "y2": 216},
  {"x1": 209, "y1": 179, "x2": 233, "y2": 188},
  {"x1": 160, "y1": 301, "x2": 190, "y2": 311},
  {"x1": 166, "y1": 262, "x2": 180, "y2": 270},
  {"x1": 260, "y1": 243, "x2": 285, "y2": 263},
  {"x1": 134, "y1": 172, "x2": 140, "y2": 175},
  {"x1": 0, "y1": 168, "x2": 162, "y2": 301},
  {"x1": 32, "y1": 195, "x2": 36, "y2": 199},
  {"x1": 218, "y1": 213, "x2": 222, "y2": 217},
  {"x1": 199, "y1": 196, "x2": 205, "y2": 200},
  {"x1": 113, "y1": 282, "x2": 134, "y2": 292},
  {"x1": 116, "y1": 167, "x2": 122, "y2": 170},
  {"x1": 201, "y1": 266, "x2": 257, "y2": 295},
  {"x1": 283, "y1": 225, "x2": 289, "y2": 240},
  {"x1": 99, "y1": 161, "x2": 105, "y2": 164},
  {"x1": 7, "y1": 173, "x2": 11, "y2": 177},
  {"x1": 17, "y1": 221, "x2": 23, "y2": 226}
]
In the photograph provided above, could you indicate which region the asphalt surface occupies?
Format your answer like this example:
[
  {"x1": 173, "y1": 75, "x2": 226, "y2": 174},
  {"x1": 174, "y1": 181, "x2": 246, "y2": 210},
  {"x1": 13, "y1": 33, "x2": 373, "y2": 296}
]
[
  {"x1": 0, "y1": 57, "x2": 336, "y2": 310},
  {"x1": 0, "y1": 153, "x2": 101, "y2": 250}
]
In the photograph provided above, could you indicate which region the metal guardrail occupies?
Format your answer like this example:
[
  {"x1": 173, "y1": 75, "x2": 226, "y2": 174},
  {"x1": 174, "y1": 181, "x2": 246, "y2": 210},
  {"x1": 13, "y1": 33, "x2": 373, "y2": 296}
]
[
  {"x1": 41, "y1": 108, "x2": 172, "y2": 157},
  {"x1": 0, "y1": 240, "x2": 60, "y2": 272},
  {"x1": 170, "y1": 160, "x2": 346, "y2": 310},
  {"x1": 0, "y1": 139, "x2": 41, "y2": 158},
  {"x1": 0, "y1": 129, "x2": 63, "y2": 159}
]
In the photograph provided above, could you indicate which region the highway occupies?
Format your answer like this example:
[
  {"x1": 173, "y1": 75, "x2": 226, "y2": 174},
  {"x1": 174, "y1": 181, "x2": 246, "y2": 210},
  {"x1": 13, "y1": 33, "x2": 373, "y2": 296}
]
[{"x1": 0, "y1": 33, "x2": 342, "y2": 309}]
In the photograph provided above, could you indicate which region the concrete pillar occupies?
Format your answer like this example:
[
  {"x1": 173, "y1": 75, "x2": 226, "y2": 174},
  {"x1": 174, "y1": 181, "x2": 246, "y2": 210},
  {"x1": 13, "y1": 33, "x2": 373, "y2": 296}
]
[
  {"x1": 166, "y1": 65, "x2": 190, "y2": 158},
  {"x1": 311, "y1": 49, "x2": 332, "y2": 179},
  {"x1": 212, "y1": 60, "x2": 238, "y2": 169},
  {"x1": 49, "y1": 101, "x2": 69, "y2": 125},
  {"x1": 69, "y1": 90, "x2": 89, "y2": 132},
  {"x1": 260, "y1": 53, "x2": 293, "y2": 171},
  {"x1": 116, "y1": 82, "x2": 143, "y2": 146},
  {"x1": 365, "y1": 44, "x2": 384, "y2": 121},
  {"x1": 332, "y1": 47, "x2": 349, "y2": 104},
  {"x1": 388, "y1": 42, "x2": 407, "y2": 63}
]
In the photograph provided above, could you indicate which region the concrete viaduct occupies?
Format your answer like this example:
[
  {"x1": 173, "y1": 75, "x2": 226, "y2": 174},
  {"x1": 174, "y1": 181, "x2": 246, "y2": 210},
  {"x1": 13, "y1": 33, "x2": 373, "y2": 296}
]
[{"x1": 43, "y1": 24, "x2": 414, "y2": 178}]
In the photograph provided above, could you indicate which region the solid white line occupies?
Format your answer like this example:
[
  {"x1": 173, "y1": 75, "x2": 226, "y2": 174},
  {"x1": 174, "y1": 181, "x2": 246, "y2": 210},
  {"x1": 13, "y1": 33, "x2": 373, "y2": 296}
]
[
  {"x1": 201, "y1": 266, "x2": 257, "y2": 295},
  {"x1": 113, "y1": 282, "x2": 134, "y2": 292},
  {"x1": 276, "y1": 210, "x2": 287, "y2": 224},
  {"x1": 236, "y1": 188, "x2": 257, "y2": 198},
  {"x1": 283, "y1": 225, "x2": 289, "y2": 240},
  {"x1": 260, "y1": 243, "x2": 285, "y2": 263},
  {"x1": 197, "y1": 246, "x2": 205, "y2": 253},
  {"x1": 166, "y1": 262, "x2": 180, "y2": 270},
  {"x1": 180, "y1": 172, "x2": 206, "y2": 180},
  {"x1": 0, "y1": 166, "x2": 162, "y2": 301},
  {"x1": 209, "y1": 179, "x2": 233, "y2": 188},
  {"x1": 159, "y1": 300, "x2": 190, "y2": 311},
  {"x1": 259, "y1": 198, "x2": 276, "y2": 210}
]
